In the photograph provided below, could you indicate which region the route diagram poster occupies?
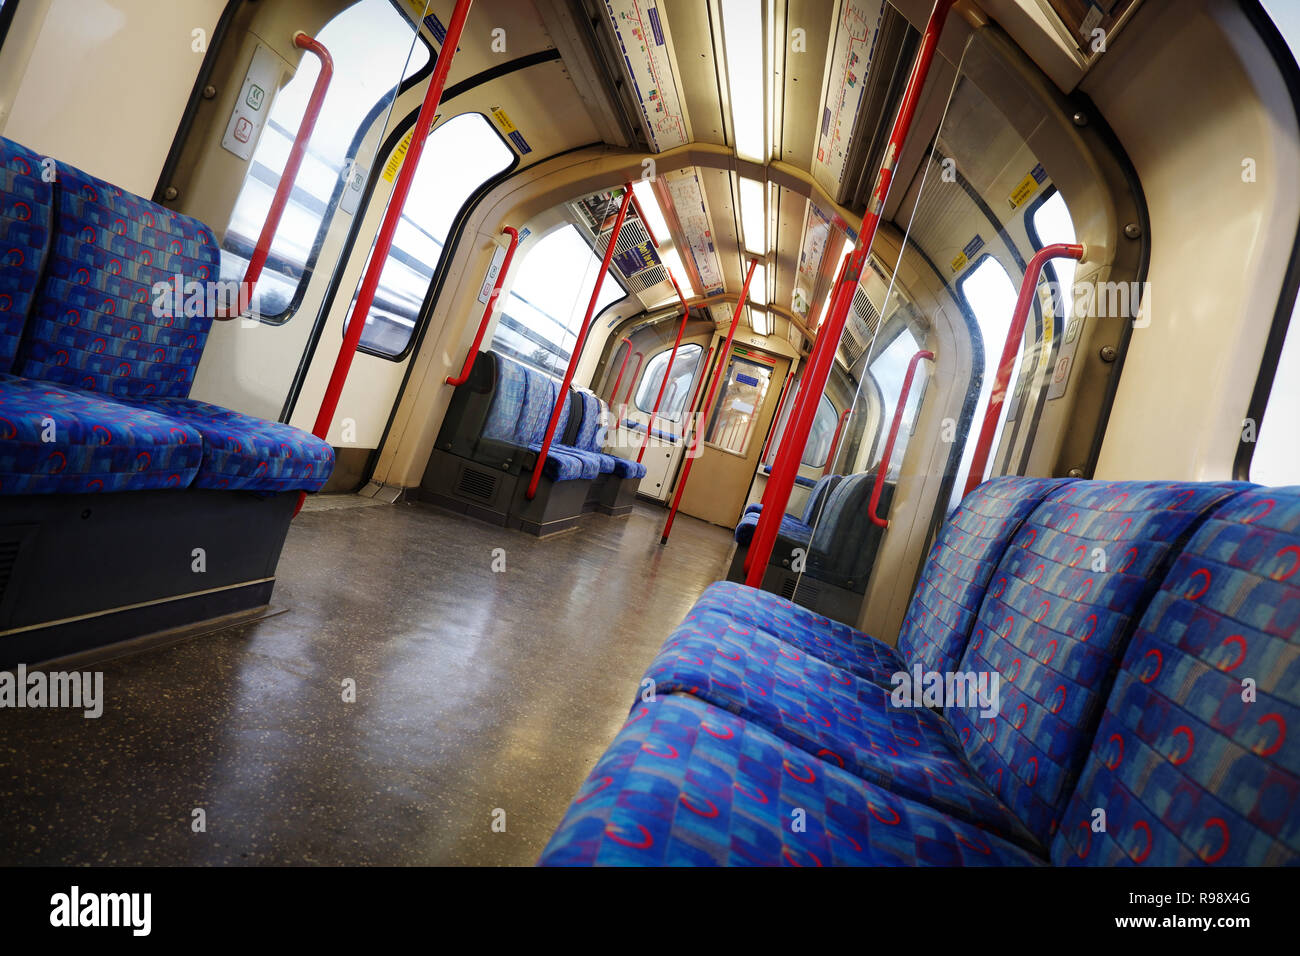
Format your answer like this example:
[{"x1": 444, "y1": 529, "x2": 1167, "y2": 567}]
[
  {"x1": 813, "y1": 0, "x2": 886, "y2": 190},
  {"x1": 604, "y1": 0, "x2": 690, "y2": 151},
  {"x1": 663, "y1": 167, "x2": 725, "y2": 297}
]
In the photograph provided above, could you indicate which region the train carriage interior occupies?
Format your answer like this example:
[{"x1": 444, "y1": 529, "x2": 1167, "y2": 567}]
[{"x1": 1, "y1": 0, "x2": 1299, "y2": 883}]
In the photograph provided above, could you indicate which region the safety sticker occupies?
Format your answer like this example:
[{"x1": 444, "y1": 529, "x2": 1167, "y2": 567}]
[
  {"x1": 381, "y1": 114, "x2": 441, "y2": 183},
  {"x1": 489, "y1": 106, "x2": 533, "y2": 154},
  {"x1": 1008, "y1": 163, "x2": 1048, "y2": 210}
]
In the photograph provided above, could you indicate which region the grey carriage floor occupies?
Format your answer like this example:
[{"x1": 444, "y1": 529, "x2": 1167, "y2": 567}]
[{"x1": 0, "y1": 497, "x2": 736, "y2": 866}]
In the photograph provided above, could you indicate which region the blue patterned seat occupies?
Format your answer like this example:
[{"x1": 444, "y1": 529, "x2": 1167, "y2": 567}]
[
  {"x1": 0, "y1": 374, "x2": 202, "y2": 494},
  {"x1": 733, "y1": 510, "x2": 813, "y2": 546},
  {"x1": 0, "y1": 139, "x2": 334, "y2": 495},
  {"x1": 1, "y1": 139, "x2": 52, "y2": 372},
  {"x1": 113, "y1": 396, "x2": 333, "y2": 492},
  {"x1": 570, "y1": 386, "x2": 646, "y2": 480},
  {"x1": 717, "y1": 477, "x2": 1073, "y2": 681},
  {"x1": 949, "y1": 480, "x2": 1249, "y2": 846},
  {"x1": 1052, "y1": 485, "x2": 1300, "y2": 865},
  {"x1": 538, "y1": 694, "x2": 1045, "y2": 866},
  {"x1": 482, "y1": 355, "x2": 598, "y2": 481},
  {"x1": 641, "y1": 606, "x2": 1043, "y2": 850}
]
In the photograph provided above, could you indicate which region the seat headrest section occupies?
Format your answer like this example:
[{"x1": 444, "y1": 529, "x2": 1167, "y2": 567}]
[
  {"x1": 1051, "y1": 485, "x2": 1300, "y2": 865},
  {"x1": 18, "y1": 158, "x2": 220, "y2": 398},
  {"x1": 950, "y1": 479, "x2": 1252, "y2": 848},
  {"x1": 0, "y1": 137, "x2": 55, "y2": 373}
]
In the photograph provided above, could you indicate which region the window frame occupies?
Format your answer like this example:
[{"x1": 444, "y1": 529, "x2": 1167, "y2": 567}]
[
  {"x1": 0, "y1": 0, "x2": 19, "y2": 57},
  {"x1": 221, "y1": 0, "x2": 435, "y2": 328},
  {"x1": 1239, "y1": 0, "x2": 1300, "y2": 482},
  {"x1": 344, "y1": 109, "x2": 516, "y2": 360}
]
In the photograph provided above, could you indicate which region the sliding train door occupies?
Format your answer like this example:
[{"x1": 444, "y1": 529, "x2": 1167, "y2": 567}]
[{"x1": 676, "y1": 345, "x2": 788, "y2": 527}]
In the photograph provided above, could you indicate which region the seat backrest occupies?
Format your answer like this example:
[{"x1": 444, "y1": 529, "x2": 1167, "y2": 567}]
[
  {"x1": 949, "y1": 479, "x2": 1250, "y2": 847},
  {"x1": 799, "y1": 473, "x2": 842, "y2": 526},
  {"x1": 573, "y1": 389, "x2": 603, "y2": 452},
  {"x1": 805, "y1": 472, "x2": 890, "y2": 590},
  {"x1": 894, "y1": 477, "x2": 1076, "y2": 679},
  {"x1": 1, "y1": 138, "x2": 54, "y2": 373},
  {"x1": 1051, "y1": 485, "x2": 1300, "y2": 865},
  {"x1": 482, "y1": 353, "x2": 529, "y2": 444},
  {"x1": 17, "y1": 158, "x2": 220, "y2": 398}
]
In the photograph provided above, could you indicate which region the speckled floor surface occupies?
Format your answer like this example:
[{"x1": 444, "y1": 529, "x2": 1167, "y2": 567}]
[{"x1": 0, "y1": 497, "x2": 735, "y2": 866}]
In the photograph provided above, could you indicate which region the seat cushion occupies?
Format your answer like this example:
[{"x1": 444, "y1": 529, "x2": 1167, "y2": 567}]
[
  {"x1": 20, "y1": 160, "x2": 220, "y2": 398},
  {"x1": 539, "y1": 695, "x2": 1045, "y2": 866},
  {"x1": 117, "y1": 396, "x2": 334, "y2": 492},
  {"x1": 0, "y1": 374, "x2": 201, "y2": 493},
  {"x1": 896, "y1": 476, "x2": 1076, "y2": 678},
  {"x1": 527, "y1": 441, "x2": 599, "y2": 482},
  {"x1": 1052, "y1": 486, "x2": 1300, "y2": 865},
  {"x1": 691, "y1": 582, "x2": 902, "y2": 681},
  {"x1": 734, "y1": 511, "x2": 813, "y2": 547},
  {"x1": 608, "y1": 456, "x2": 646, "y2": 480},
  {"x1": 641, "y1": 609, "x2": 1043, "y2": 852},
  {"x1": 1, "y1": 138, "x2": 54, "y2": 373},
  {"x1": 951, "y1": 479, "x2": 1250, "y2": 847}
]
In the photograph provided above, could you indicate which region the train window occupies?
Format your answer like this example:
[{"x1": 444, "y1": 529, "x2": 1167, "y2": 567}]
[
  {"x1": 1251, "y1": 305, "x2": 1300, "y2": 484},
  {"x1": 867, "y1": 327, "x2": 928, "y2": 477},
  {"x1": 0, "y1": 1, "x2": 15, "y2": 55},
  {"x1": 704, "y1": 355, "x2": 773, "y2": 455},
  {"x1": 1029, "y1": 188, "x2": 1078, "y2": 319},
  {"x1": 634, "y1": 344, "x2": 704, "y2": 424},
  {"x1": 219, "y1": 0, "x2": 429, "y2": 322},
  {"x1": 345, "y1": 113, "x2": 514, "y2": 357},
  {"x1": 952, "y1": 255, "x2": 1020, "y2": 505},
  {"x1": 762, "y1": 386, "x2": 835, "y2": 468},
  {"x1": 490, "y1": 224, "x2": 626, "y2": 378},
  {"x1": 803, "y1": 395, "x2": 839, "y2": 469}
]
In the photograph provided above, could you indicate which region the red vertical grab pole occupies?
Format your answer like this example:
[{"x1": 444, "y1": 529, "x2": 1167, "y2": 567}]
[
  {"x1": 527, "y1": 187, "x2": 633, "y2": 499},
  {"x1": 638, "y1": 272, "x2": 691, "y2": 462},
  {"x1": 446, "y1": 226, "x2": 520, "y2": 385},
  {"x1": 311, "y1": 0, "x2": 473, "y2": 439},
  {"x1": 823, "y1": 407, "x2": 852, "y2": 476},
  {"x1": 746, "y1": 0, "x2": 956, "y2": 587},
  {"x1": 608, "y1": 338, "x2": 633, "y2": 405},
  {"x1": 961, "y1": 242, "x2": 1085, "y2": 498},
  {"x1": 216, "y1": 32, "x2": 333, "y2": 320},
  {"x1": 761, "y1": 375, "x2": 795, "y2": 464},
  {"x1": 661, "y1": 259, "x2": 759, "y2": 545},
  {"x1": 687, "y1": 346, "x2": 715, "y2": 424},
  {"x1": 619, "y1": 351, "x2": 645, "y2": 421},
  {"x1": 869, "y1": 349, "x2": 934, "y2": 527}
]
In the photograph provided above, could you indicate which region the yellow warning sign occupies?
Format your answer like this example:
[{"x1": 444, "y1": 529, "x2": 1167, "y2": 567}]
[
  {"x1": 381, "y1": 114, "x2": 440, "y2": 183},
  {"x1": 489, "y1": 106, "x2": 517, "y2": 134},
  {"x1": 1008, "y1": 171, "x2": 1040, "y2": 209},
  {"x1": 950, "y1": 252, "x2": 967, "y2": 273}
]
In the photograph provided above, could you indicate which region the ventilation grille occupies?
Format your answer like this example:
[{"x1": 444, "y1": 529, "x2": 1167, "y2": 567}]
[
  {"x1": 838, "y1": 288, "x2": 881, "y2": 368},
  {"x1": 782, "y1": 577, "x2": 822, "y2": 603},
  {"x1": 624, "y1": 264, "x2": 668, "y2": 293},
  {"x1": 457, "y1": 467, "x2": 497, "y2": 501}
]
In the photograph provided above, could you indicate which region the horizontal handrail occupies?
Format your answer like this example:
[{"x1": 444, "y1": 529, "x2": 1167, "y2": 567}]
[
  {"x1": 217, "y1": 32, "x2": 333, "y2": 320},
  {"x1": 961, "y1": 241, "x2": 1086, "y2": 498},
  {"x1": 869, "y1": 349, "x2": 934, "y2": 528},
  {"x1": 445, "y1": 226, "x2": 520, "y2": 386}
]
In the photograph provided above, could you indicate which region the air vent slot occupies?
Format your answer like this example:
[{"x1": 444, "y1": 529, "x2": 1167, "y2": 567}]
[{"x1": 457, "y1": 467, "x2": 497, "y2": 501}]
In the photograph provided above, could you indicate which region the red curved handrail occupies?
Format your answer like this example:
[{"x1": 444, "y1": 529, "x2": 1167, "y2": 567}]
[
  {"x1": 527, "y1": 187, "x2": 633, "y2": 499},
  {"x1": 445, "y1": 226, "x2": 520, "y2": 385},
  {"x1": 960, "y1": 241, "x2": 1086, "y2": 498},
  {"x1": 620, "y1": 350, "x2": 645, "y2": 415},
  {"x1": 761, "y1": 375, "x2": 795, "y2": 464},
  {"x1": 824, "y1": 406, "x2": 852, "y2": 477},
  {"x1": 869, "y1": 349, "x2": 934, "y2": 528},
  {"x1": 217, "y1": 32, "x2": 334, "y2": 320},
  {"x1": 661, "y1": 259, "x2": 759, "y2": 544},
  {"x1": 637, "y1": 271, "x2": 691, "y2": 462},
  {"x1": 746, "y1": 0, "x2": 956, "y2": 586}
]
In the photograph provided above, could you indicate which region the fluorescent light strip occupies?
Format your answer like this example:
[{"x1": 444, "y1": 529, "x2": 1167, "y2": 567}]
[
  {"x1": 739, "y1": 177, "x2": 766, "y2": 256},
  {"x1": 721, "y1": 0, "x2": 765, "y2": 164},
  {"x1": 659, "y1": 247, "x2": 696, "y2": 296},
  {"x1": 631, "y1": 179, "x2": 670, "y2": 243},
  {"x1": 749, "y1": 262, "x2": 767, "y2": 306}
]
